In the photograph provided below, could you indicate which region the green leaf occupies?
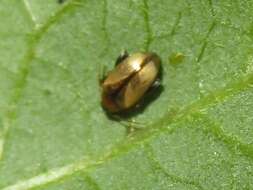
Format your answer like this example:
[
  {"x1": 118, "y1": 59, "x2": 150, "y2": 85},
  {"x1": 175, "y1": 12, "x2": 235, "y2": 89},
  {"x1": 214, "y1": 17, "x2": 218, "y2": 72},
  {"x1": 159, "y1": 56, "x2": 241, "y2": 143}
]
[{"x1": 1, "y1": 0, "x2": 253, "y2": 189}]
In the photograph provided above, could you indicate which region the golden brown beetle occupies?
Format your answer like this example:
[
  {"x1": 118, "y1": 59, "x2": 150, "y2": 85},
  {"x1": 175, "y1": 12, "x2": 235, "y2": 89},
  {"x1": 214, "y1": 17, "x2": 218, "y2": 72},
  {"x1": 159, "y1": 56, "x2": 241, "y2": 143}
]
[{"x1": 101, "y1": 52, "x2": 161, "y2": 113}]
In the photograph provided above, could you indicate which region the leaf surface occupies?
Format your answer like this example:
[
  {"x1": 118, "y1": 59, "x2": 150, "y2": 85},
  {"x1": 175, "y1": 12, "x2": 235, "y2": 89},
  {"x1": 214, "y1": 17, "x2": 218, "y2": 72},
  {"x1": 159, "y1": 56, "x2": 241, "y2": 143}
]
[{"x1": 0, "y1": 0, "x2": 253, "y2": 189}]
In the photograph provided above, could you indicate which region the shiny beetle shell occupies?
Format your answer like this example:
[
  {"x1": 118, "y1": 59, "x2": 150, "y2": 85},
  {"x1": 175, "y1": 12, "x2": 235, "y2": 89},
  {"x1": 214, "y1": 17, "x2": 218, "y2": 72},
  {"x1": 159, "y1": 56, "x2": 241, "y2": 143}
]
[{"x1": 101, "y1": 52, "x2": 161, "y2": 113}]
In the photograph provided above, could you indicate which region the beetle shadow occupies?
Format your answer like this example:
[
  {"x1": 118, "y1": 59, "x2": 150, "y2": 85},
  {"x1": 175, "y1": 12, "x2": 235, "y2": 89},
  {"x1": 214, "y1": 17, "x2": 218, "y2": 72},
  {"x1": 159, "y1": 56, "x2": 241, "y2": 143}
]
[{"x1": 103, "y1": 64, "x2": 164, "y2": 121}]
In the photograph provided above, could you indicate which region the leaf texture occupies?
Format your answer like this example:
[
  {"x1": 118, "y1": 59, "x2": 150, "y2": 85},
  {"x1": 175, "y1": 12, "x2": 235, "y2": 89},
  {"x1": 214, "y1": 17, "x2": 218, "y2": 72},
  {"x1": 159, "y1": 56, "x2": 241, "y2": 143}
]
[{"x1": 0, "y1": 0, "x2": 253, "y2": 189}]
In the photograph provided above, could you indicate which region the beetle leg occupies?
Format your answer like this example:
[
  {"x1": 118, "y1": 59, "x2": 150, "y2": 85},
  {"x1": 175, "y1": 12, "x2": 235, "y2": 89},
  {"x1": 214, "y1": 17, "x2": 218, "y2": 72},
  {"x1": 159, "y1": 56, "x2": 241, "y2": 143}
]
[
  {"x1": 125, "y1": 119, "x2": 145, "y2": 135},
  {"x1": 109, "y1": 114, "x2": 143, "y2": 126},
  {"x1": 109, "y1": 114, "x2": 144, "y2": 132},
  {"x1": 115, "y1": 50, "x2": 129, "y2": 66},
  {"x1": 146, "y1": 78, "x2": 163, "y2": 97},
  {"x1": 151, "y1": 78, "x2": 161, "y2": 88},
  {"x1": 123, "y1": 119, "x2": 144, "y2": 129},
  {"x1": 116, "y1": 120, "x2": 143, "y2": 136},
  {"x1": 125, "y1": 119, "x2": 143, "y2": 126}
]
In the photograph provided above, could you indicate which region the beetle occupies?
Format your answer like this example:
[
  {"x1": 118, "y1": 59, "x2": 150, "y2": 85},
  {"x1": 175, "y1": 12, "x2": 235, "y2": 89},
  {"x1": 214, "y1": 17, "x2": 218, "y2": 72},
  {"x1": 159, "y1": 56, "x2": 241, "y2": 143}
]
[{"x1": 100, "y1": 51, "x2": 161, "y2": 113}]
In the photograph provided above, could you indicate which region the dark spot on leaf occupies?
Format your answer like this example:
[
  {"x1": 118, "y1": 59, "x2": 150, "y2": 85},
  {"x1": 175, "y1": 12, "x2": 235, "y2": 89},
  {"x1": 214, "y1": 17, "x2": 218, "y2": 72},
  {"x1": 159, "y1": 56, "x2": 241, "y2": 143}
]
[{"x1": 43, "y1": 89, "x2": 52, "y2": 96}]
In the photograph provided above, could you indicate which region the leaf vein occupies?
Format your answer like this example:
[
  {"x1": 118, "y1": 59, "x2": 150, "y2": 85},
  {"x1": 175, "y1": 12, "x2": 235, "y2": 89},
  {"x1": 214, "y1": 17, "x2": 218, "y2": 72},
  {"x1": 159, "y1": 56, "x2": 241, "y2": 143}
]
[
  {"x1": 98, "y1": 0, "x2": 110, "y2": 60},
  {"x1": 196, "y1": 20, "x2": 216, "y2": 63},
  {"x1": 143, "y1": 0, "x2": 152, "y2": 51},
  {"x1": 145, "y1": 145, "x2": 204, "y2": 190},
  {"x1": 198, "y1": 114, "x2": 253, "y2": 160},
  {"x1": 152, "y1": 11, "x2": 182, "y2": 42},
  {"x1": 22, "y1": 0, "x2": 37, "y2": 27},
  {"x1": 0, "y1": 0, "x2": 81, "y2": 162},
  {"x1": 208, "y1": 0, "x2": 215, "y2": 16}
]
